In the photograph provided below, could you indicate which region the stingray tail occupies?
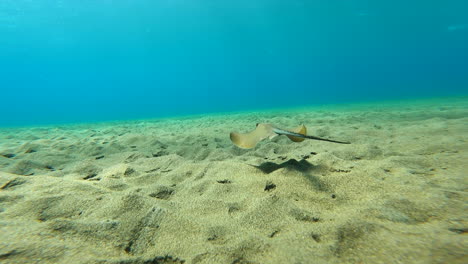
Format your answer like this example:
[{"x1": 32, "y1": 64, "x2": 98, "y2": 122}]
[{"x1": 273, "y1": 128, "x2": 350, "y2": 144}]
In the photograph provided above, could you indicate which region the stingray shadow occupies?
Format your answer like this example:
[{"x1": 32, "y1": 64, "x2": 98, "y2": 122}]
[
  {"x1": 252, "y1": 158, "x2": 330, "y2": 192},
  {"x1": 253, "y1": 158, "x2": 316, "y2": 174}
]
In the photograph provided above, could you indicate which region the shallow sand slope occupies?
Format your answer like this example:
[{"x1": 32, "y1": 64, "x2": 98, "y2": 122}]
[{"x1": 0, "y1": 98, "x2": 467, "y2": 264}]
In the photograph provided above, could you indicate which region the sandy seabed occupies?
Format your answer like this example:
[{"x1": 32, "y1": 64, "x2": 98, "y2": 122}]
[{"x1": 0, "y1": 98, "x2": 467, "y2": 264}]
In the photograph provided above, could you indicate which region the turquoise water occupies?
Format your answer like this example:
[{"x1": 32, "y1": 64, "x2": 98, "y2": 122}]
[{"x1": 1, "y1": 0, "x2": 467, "y2": 126}]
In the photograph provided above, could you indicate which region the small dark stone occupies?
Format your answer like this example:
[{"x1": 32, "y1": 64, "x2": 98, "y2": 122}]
[
  {"x1": 448, "y1": 228, "x2": 468, "y2": 234},
  {"x1": 330, "y1": 168, "x2": 351, "y2": 173},
  {"x1": 264, "y1": 182, "x2": 276, "y2": 191},
  {"x1": 150, "y1": 255, "x2": 185, "y2": 264},
  {"x1": 149, "y1": 188, "x2": 174, "y2": 200},
  {"x1": 83, "y1": 173, "x2": 98, "y2": 180},
  {"x1": 232, "y1": 257, "x2": 253, "y2": 264},
  {"x1": 228, "y1": 203, "x2": 240, "y2": 214},
  {"x1": 130, "y1": 145, "x2": 137, "y2": 149},
  {"x1": 25, "y1": 149, "x2": 36, "y2": 153},
  {"x1": 310, "y1": 152, "x2": 318, "y2": 155},
  {"x1": 269, "y1": 230, "x2": 279, "y2": 238},
  {"x1": 217, "y1": 179, "x2": 232, "y2": 184},
  {"x1": 152, "y1": 151, "x2": 167, "y2": 157},
  {"x1": 95, "y1": 155, "x2": 105, "y2": 160},
  {"x1": 1, "y1": 153, "x2": 15, "y2": 158},
  {"x1": 45, "y1": 165, "x2": 55, "y2": 171},
  {"x1": 311, "y1": 233, "x2": 321, "y2": 242},
  {"x1": 124, "y1": 241, "x2": 133, "y2": 253},
  {"x1": 124, "y1": 167, "x2": 135, "y2": 176},
  {"x1": 331, "y1": 194, "x2": 336, "y2": 199}
]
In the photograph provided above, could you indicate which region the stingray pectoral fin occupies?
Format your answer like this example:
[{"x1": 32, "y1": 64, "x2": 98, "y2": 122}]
[
  {"x1": 286, "y1": 124, "x2": 307, "y2": 142},
  {"x1": 230, "y1": 123, "x2": 275, "y2": 149},
  {"x1": 230, "y1": 132, "x2": 258, "y2": 149}
]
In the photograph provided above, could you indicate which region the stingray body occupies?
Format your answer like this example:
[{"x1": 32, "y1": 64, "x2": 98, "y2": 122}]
[{"x1": 230, "y1": 123, "x2": 350, "y2": 149}]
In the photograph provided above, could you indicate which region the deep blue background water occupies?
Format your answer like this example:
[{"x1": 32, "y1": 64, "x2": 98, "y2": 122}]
[{"x1": 1, "y1": 0, "x2": 467, "y2": 126}]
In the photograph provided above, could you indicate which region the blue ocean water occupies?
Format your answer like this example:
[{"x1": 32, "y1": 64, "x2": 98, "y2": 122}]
[{"x1": 1, "y1": 0, "x2": 467, "y2": 127}]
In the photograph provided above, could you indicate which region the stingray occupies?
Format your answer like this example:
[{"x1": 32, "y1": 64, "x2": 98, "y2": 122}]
[{"x1": 230, "y1": 123, "x2": 350, "y2": 149}]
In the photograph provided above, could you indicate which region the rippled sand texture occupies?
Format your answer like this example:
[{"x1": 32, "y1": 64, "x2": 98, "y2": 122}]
[{"x1": 0, "y1": 98, "x2": 467, "y2": 264}]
